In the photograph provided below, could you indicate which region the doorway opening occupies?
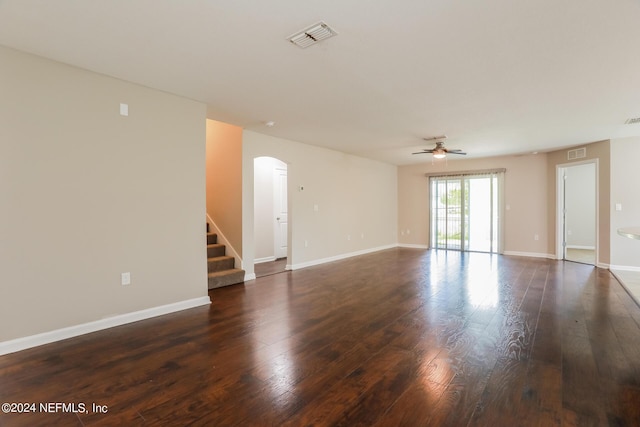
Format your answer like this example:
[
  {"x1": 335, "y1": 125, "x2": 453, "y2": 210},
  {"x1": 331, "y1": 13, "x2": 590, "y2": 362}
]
[
  {"x1": 556, "y1": 161, "x2": 597, "y2": 265},
  {"x1": 429, "y1": 170, "x2": 504, "y2": 253},
  {"x1": 253, "y1": 157, "x2": 288, "y2": 277}
]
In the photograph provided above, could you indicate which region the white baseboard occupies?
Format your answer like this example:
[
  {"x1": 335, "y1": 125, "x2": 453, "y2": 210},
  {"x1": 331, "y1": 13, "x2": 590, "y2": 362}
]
[
  {"x1": 289, "y1": 244, "x2": 397, "y2": 271},
  {"x1": 244, "y1": 272, "x2": 256, "y2": 281},
  {"x1": 397, "y1": 243, "x2": 429, "y2": 249},
  {"x1": 566, "y1": 245, "x2": 596, "y2": 250},
  {"x1": 503, "y1": 251, "x2": 556, "y2": 259},
  {"x1": 254, "y1": 256, "x2": 276, "y2": 264},
  {"x1": 0, "y1": 296, "x2": 211, "y2": 356},
  {"x1": 610, "y1": 264, "x2": 640, "y2": 272}
]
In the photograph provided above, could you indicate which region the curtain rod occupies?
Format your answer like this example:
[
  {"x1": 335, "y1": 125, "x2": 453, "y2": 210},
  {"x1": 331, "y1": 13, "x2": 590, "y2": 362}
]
[{"x1": 424, "y1": 168, "x2": 506, "y2": 178}]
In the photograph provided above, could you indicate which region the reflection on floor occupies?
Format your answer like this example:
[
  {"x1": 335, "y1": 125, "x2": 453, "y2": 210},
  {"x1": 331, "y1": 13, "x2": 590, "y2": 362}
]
[
  {"x1": 611, "y1": 269, "x2": 640, "y2": 306},
  {"x1": 566, "y1": 248, "x2": 595, "y2": 265},
  {"x1": 254, "y1": 258, "x2": 287, "y2": 278},
  {"x1": 562, "y1": 250, "x2": 640, "y2": 306}
]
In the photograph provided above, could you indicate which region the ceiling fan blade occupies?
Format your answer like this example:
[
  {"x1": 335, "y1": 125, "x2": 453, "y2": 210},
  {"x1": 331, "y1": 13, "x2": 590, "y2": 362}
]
[
  {"x1": 446, "y1": 149, "x2": 463, "y2": 152},
  {"x1": 448, "y1": 151, "x2": 467, "y2": 155},
  {"x1": 412, "y1": 151, "x2": 433, "y2": 154}
]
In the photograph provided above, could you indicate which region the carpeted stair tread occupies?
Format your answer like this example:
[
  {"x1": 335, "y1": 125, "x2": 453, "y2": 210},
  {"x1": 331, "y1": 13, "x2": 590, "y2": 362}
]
[
  {"x1": 208, "y1": 269, "x2": 245, "y2": 289},
  {"x1": 207, "y1": 243, "x2": 226, "y2": 258},
  {"x1": 207, "y1": 255, "x2": 235, "y2": 272},
  {"x1": 206, "y1": 233, "x2": 218, "y2": 245},
  {"x1": 205, "y1": 225, "x2": 244, "y2": 289}
]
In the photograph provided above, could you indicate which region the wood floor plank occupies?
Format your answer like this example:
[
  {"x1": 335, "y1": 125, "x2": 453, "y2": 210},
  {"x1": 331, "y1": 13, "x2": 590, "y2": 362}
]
[{"x1": 2, "y1": 249, "x2": 640, "y2": 426}]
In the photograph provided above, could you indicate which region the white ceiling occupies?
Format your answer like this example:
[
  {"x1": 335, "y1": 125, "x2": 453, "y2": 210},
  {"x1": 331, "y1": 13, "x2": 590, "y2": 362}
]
[{"x1": 2, "y1": 0, "x2": 640, "y2": 165}]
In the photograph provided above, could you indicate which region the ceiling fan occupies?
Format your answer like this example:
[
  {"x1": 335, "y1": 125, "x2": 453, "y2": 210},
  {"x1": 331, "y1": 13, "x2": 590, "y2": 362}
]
[{"x1": 413, "y1": 136, "x2": 466, "y2": 159}]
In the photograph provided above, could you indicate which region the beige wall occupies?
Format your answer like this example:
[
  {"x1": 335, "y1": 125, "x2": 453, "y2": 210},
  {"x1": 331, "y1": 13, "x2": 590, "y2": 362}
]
[
  {"x1": 610, "y1": 137, "x2": 640, "y2": 268},
  {"x1": 242, "y1": 131, "x2": 398, "y2": 275},
  {"x1": 398, "y1": 154, "x2": 549, "y2": 256},
  {"x1": 0, "y1": 46, "x2": 208, "y2": 342},
  {"x1": 546, "y1": 140, "x2": 610, "y2": 265},
  {"x1": 205, "y1": 120, "x2": 243, "y2": 255}
]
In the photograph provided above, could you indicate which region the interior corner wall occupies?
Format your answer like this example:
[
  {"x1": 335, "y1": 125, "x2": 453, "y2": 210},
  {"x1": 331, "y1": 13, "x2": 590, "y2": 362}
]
[
  {"x1": 546, "y1": 140, "x2": 610, "y2": 265},
  {"x1": 0, "y1": 46, "x2": 208, "y2": 343},
  {"x1": 242, "y1": 131, "x2": 398, "y2": 276},
  {"x1": 398, "y1": 154, "x2": 549, "y2": 256},
  {"x1": 205, "y1": 120, "x2": 243, "y2": 256},
  {"x1": 610, "y1": 137, "x2": 640, "y2": 268}
]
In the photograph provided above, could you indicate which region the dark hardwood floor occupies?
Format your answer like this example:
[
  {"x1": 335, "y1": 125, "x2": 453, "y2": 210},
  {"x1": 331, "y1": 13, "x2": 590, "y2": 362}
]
[
  {"x1": 2, "y1": 248, "x2": 640, "y2": 426},
  {"x1": 254, "y1": 258, "x2": 287, "y2": 278}
]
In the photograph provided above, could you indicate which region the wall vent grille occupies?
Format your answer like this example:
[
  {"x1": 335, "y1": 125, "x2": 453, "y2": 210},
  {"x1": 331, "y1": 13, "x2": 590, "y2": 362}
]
[
  {"x1": 288, "y1": 22, "x2": 337, "y2": 48},
  {"x1": 625, "y1": 117, "x2": 640, "y2": 125},
  {"x1": 567, "y1": 147, "x2": 586, "y2": 160}
]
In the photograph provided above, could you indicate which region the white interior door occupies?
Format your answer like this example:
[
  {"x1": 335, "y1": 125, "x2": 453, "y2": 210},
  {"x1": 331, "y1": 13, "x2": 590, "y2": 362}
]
[{"x1": 274, "y1": 167, "x2": 288, "y2": 259}]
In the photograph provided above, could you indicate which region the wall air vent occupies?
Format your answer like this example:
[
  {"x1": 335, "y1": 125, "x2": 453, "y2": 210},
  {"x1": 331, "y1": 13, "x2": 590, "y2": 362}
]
[
  {"x1": 567, "y1": 147, "x2": 586, "y2": 160},
  {"x1": 625, "y1": 117, "x2": 640, "y2": 125},
  {"x1": 288, "y1": 22, "x2": 337, "y2": 48}
]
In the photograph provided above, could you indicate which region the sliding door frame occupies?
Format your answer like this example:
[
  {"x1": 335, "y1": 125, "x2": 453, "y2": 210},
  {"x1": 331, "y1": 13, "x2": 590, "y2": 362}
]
[{"x1": 427, "y1": 168, "x2": 505, "y2": 254}]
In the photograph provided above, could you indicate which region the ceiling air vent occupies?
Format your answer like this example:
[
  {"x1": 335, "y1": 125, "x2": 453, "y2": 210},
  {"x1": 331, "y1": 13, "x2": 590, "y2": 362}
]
[
  {"x1": 568, "y1": 147, "x2": 586, "y2": 160},
  {"x1": 625, "y1": 117, "x2": 640, "y2": 125},
  {"x1": 288, "y1": 22, "x2": 337, "y2": 48}
]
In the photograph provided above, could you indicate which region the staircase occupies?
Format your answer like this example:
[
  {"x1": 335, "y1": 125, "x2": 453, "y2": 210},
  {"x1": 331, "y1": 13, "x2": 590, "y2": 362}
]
[{"x1": 207, "y1": 230, "x2": 245, "y2": 289}]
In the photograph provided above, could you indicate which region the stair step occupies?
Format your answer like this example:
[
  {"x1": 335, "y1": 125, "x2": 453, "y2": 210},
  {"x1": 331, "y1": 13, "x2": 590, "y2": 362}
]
[
  {"x1": 207, "y1": 243, "x2": 226, "y2": 258},
  {"x1": 207, "y1": 256, "x2": 235, "y2": 273},
  {"x1": 208, "y1": 269, "x2": 245, "y2": 289},
  {"x1": 206, "y1": 232, "x2": 218, "y2": 245}
]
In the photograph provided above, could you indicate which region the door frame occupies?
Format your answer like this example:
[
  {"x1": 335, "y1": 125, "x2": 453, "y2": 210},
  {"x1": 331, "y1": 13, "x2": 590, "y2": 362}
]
[
  {"x1": 555, "y1": 159, "x2": 599, "y2": 264},
  {"x1": 429, "y1": 172, "x2": 503, "y2": 254},
  {"x1": 273, "y1": 165, "x2": 288, "y2": 259}
]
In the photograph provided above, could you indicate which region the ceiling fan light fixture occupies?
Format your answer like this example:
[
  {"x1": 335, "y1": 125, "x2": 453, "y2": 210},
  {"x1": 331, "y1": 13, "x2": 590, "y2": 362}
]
[{"x1": 433, "y1": 149, "x2": 446, "y2": 159}]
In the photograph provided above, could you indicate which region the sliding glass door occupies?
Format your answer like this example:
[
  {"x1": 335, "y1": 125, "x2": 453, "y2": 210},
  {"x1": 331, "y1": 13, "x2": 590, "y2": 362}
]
[{"x1": 430, "y1": 171, "x2": 503, "y2": 253}]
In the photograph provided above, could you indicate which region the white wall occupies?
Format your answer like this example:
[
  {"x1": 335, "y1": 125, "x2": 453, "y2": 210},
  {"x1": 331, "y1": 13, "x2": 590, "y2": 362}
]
[
  {"x1": 610, "y1": 137, "x2": 640, "y2": 268},
  {"x1": 398, "y1": 154, "x2": 549, "y2": 257},
  {"x1": 243, "y1": 131, "x2": 398, "y2": 276},
  {"x1": 0, "y1": 46, "x2": 208, "y2": 346}
]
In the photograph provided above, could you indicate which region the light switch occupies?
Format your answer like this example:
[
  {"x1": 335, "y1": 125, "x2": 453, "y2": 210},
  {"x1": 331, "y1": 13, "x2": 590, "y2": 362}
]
[
  {"x1": 616, "y1": 203, "x2": 622, "y2": 211},
  {"x1": 120, "y1": 103, "x2": 129, "y2": 116},
  {"x1": 121, "y1": 272, "x2": 131, "y2": 286}
]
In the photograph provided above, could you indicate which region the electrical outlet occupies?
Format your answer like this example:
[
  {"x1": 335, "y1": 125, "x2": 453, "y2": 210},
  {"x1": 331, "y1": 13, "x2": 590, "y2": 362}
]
[
  {"x1": 534, "y1": 234, "x2": 539, "y2": 241},
  {"x1": 304, "y1": 240, "x2": 308, "y2": 248}
]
